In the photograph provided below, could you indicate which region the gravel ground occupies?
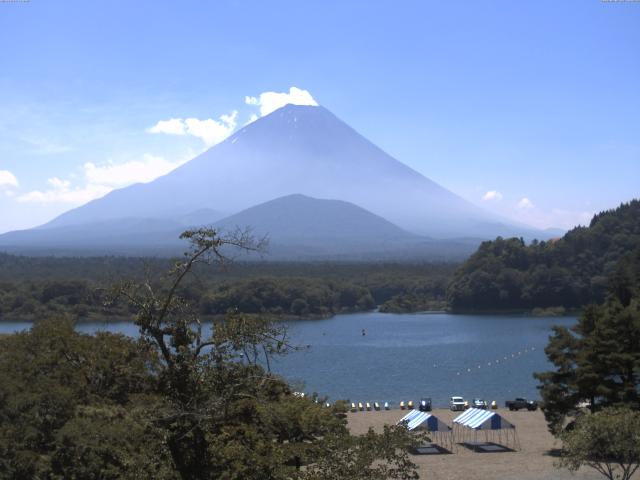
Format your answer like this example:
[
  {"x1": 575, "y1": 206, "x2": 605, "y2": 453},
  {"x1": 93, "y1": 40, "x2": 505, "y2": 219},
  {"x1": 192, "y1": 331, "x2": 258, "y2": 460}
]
[{"x1": 347, "y1": 408, "x2": 633, "y2": 480}]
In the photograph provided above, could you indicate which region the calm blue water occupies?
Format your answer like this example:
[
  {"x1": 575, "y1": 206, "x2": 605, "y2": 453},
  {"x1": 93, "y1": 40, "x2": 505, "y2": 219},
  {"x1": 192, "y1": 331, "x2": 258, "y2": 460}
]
[{"x1": 0, "y1": 312, "x2": 575, "y2": 407}]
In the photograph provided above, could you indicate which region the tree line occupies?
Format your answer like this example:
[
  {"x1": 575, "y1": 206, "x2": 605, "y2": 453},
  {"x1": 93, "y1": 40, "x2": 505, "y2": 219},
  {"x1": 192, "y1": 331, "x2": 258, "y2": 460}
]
[
  {"x1": 0, "y1": 258, "x2": 455, "y2": 321},
  {"x1": 447, "y1": 200, "x2": 640, "y2": 311},
  {"x1": 2, "y1": 200, "x2": 639, "y2": 323}
]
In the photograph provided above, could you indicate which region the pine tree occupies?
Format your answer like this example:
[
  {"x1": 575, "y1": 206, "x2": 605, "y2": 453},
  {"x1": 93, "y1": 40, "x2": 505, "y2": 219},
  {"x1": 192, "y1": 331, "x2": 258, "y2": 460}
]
[{"x1": 535, "y1": 249, "x2": 640, "y2": 433}]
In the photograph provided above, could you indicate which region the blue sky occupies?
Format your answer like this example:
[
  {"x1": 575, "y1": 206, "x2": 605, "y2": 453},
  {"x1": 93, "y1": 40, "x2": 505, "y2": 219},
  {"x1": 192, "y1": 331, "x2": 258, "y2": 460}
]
[{"x1": 0, "y1": 0, "x2": 638, "y2": 234}]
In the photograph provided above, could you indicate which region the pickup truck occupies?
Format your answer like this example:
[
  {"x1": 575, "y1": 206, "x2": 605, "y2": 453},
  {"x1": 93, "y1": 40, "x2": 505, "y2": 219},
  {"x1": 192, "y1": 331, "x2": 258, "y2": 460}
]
[
  {"x1": 419, "y1": 398, "x2": 432, "y2": 412},
  {"x1": 505, "y1": 397, "x2": 538, "y2": 411}
]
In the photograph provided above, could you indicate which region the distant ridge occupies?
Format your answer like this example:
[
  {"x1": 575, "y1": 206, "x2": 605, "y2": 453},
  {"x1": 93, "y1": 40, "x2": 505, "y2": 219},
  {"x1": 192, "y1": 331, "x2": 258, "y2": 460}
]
[
  {"x1": 0, "y1": 103, "x2": 549, "y2": 257},
  {"x1": 39, "y1": 104, "x2": 542, "y2": 237},
  {"x1": 215, "y1": 193, "x2": 415, "y2": 244},
  {"x1": 0, "y1": 194, "x2": 479, "y2": 260},
  {"x1": 212, "y1": 194, "x2": 421, "y2": 258}
]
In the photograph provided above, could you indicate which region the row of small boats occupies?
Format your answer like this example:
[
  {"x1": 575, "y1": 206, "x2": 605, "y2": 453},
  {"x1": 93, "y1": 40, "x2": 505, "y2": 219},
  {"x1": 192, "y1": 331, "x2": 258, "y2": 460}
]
[
  {"x1": 349, "y1": 400, "x2": 499, "y2": 412},
  {"x1": 350, "y1": 401, "x2": 391, "y2": 412},
  {"x1": 351, "y1": 400, "x2": 419, "y2": 411}
]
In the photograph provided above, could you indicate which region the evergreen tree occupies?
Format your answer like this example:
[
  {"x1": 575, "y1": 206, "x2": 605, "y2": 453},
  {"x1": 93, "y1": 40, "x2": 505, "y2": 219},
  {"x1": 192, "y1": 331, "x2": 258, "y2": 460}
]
[{"x1": 535, "y1": 248, "x2": 640, "y2": 433}]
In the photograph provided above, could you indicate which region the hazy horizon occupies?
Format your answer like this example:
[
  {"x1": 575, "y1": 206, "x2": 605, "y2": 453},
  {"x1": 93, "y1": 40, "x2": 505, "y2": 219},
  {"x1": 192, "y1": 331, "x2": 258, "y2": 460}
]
[{"x1": 1, "y1": 0, "x2": 639, "y2": 234}]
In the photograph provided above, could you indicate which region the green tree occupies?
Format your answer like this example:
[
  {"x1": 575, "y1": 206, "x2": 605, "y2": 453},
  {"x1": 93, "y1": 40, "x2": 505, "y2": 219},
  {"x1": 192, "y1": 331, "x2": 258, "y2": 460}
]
[
  {"x1": 558, "y1": 407, "x2": 640, "y2": 480},
  {"x1": 300, "y1": 426, "x2": 420, "y2": 480},
  {"x1": 0, "y1": 318, "x2": 167, "y2": 478},
  {"x1": 112, "y1": 227, "x2": 419, "y2": 480},
  {"x1": 51, "y1": 404, "x2": 176, "y2": 480},
  {"x1": 535, "y1": 249, "x2": 640, "y2": 433}
]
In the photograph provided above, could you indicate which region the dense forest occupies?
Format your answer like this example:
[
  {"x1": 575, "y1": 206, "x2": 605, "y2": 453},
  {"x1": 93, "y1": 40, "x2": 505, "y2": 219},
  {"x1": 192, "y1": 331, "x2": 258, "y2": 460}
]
[
  {"x1": 0, "y1": 229, "x2": 419, "y2": 479},
  {"x1": 447, "y1": 200, "x2": 640, "y2": 311},
  {"x1": 0, "y1": 256, "x2": 455, "y2": 320},
  {"x1": 2, "y1": 200, "x2": 638, "y2": 319}
]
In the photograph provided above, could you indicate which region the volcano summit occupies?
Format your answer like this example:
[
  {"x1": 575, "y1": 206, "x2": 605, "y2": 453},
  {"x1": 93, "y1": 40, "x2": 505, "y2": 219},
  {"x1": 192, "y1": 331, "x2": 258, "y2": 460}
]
[{"x1": 0, "y1": 104, "x2": 544, "y2": 257}]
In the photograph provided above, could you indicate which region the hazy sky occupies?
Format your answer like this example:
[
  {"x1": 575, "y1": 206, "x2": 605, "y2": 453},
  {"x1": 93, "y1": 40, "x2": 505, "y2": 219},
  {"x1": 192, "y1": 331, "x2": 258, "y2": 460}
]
[{"x1": 1, "y1": 0, "x2": 638, "y2": 234}]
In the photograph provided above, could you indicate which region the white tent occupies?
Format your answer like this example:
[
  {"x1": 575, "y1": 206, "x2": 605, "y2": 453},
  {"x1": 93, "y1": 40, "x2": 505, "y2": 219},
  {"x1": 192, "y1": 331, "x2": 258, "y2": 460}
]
[
  {"x1": 452, "y1": 408, "x2": 520, "y2": 451},
  {"x1": 397, "y1": 410, "x2": 454, "y2": 451}
]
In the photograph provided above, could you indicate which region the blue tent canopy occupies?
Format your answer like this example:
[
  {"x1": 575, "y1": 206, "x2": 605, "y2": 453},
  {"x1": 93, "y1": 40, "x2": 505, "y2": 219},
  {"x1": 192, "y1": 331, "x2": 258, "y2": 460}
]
[
  {"x1": 452, "y1": 408, "x2": 520, "y2": 451},
  {"x1": 397, "y1": 409, "x2": 454, "y2": 451},
  {"x1": 397, "y1": 410, "x2": 451, "y2": 432},
  {"x1": 453, "y1": 408, "x2": 514, "y2": 430}
]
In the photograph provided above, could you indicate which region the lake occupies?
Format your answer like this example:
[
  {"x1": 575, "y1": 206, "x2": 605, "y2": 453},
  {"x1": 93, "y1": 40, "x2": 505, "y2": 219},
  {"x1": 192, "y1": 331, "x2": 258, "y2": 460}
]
[{"x1": 0, "y1": 311, "x2": 575, "y2": 407}]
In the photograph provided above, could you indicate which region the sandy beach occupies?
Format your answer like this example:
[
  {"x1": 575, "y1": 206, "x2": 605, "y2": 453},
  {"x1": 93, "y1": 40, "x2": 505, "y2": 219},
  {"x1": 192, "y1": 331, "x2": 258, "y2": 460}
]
[{"x1": 347, "y1": 407, "x2": 631, "y2": 480}]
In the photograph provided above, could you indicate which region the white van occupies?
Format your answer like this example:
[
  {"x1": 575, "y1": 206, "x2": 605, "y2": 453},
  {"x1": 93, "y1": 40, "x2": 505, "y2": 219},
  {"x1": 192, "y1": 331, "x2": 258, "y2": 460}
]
[{"x1": 449, "y1": 396, "x2": 466, "y2": 411}]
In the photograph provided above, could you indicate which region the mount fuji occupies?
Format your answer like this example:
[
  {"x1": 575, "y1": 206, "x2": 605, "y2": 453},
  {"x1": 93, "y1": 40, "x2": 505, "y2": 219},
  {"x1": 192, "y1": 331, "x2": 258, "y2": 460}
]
[{"x1": 0, "y1": 104, "x2": 546, "y2": 258}]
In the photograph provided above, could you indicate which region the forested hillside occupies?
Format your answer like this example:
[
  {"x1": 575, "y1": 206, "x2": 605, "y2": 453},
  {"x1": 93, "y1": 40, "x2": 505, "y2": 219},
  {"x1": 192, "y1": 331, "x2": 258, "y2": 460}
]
[{"x1": 447, "y1": 200, "x2": 640, "y2": 311}]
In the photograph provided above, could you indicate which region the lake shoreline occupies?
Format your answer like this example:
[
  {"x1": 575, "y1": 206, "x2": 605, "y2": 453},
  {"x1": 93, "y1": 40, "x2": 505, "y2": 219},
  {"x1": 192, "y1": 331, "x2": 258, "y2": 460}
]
[
  {"x1": 0, "y1": 311, "x2": 577, "y2": 404},
  {"x1": 0, "y1": 306, "x2": 581, "y2": 324}
]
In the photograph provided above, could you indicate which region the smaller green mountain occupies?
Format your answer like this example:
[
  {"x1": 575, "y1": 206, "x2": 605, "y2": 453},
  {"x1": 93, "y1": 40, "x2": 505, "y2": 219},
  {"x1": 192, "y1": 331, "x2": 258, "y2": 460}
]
[
  {"x1": 447, "y1": 199, "x2": 640, "y2": 311},
  {"x1": 213, "y1": 194, "x2": 477, "y2": 260}
]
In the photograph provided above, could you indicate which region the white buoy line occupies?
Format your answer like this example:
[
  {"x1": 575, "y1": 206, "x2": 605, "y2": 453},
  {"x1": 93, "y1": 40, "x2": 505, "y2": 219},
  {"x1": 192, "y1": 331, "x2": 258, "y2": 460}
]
[
  {"x1": 453, "y1": 346, "x2": 537, "y2": 377},
  {"x1": 293, "y1": 346, "x2": 540, "y2": 409}
]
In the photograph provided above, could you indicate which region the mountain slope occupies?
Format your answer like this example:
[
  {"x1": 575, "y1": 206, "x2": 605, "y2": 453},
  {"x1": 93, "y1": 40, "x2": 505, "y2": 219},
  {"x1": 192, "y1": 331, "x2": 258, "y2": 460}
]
[
  {"x1": 0, "y1": 209, "x2": 224, "y2": 256},
  {"x1": 215, "y1": 193, "x2": 415, "y2": 244},
  {"x1": 212, "y1": 194, "x2": 478, "y2": 260},
  {"x1": 213, "y1": 194, "x2": 415, "y2": 258},
  {"x1": 41, "y1": 104, "x2": 538, "y2": 239},
  {"x1": 0, "y1": 194, "x2": 479, "y2": 259}
]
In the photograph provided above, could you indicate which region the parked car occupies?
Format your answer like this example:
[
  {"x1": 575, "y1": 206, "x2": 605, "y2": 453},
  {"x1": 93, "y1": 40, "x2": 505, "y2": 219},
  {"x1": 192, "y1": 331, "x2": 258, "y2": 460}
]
[
  {"x1": 505, "y1": 397, "x2": 538, "y2": 411},
  {"x1": 450, "y1": 396, "x2": 466, "y2": 411},
  {"x1": 472, "y1": 398, "x2": 488, "y2": 409},
  {"x1": 419, "y1": 397, "x2": 432, "y2": 412}
]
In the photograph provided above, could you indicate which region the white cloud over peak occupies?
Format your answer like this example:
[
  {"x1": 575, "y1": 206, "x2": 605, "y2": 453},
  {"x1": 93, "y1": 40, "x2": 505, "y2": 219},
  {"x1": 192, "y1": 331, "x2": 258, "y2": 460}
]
[
  {"x1": 245, "y1": 87, "x2": 318, "y2": 117},
  {"x1": 148, "y1": 111, "x2": 238, "y2": 146},
  {"x1": 517, "y1": 197, "x2": 535, "y2": 209},
  {"x1": 245, "y1": 113, "x2": 259, "y2": 126},
  {"x1": 482, "y1": 190, "x2": 503, "y2": 201},
  {"x1": 0, "y1": 170, "x2": 19, "y2": 188},
  {"x1": 14, "y1": 87, "x2": 318, "y2": 209},
  {"x1": 184, "y1": 113, "x2": 237, "y2": 146},
  {"x1": 17, "y1": 177, "x2": 111, "y2": 205},
  {"x1": 84, "y1": 154, "x2": 189, "y2": 188},
  {"x1": 147, "y1": 118, "x2": 185, "y2": 136},
  {"x1": 17, "y1": 154, "x2": 189, "y2": 205},
  {"x1": 149, "y1": 87, "x2": 317, "y2": 136}
]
